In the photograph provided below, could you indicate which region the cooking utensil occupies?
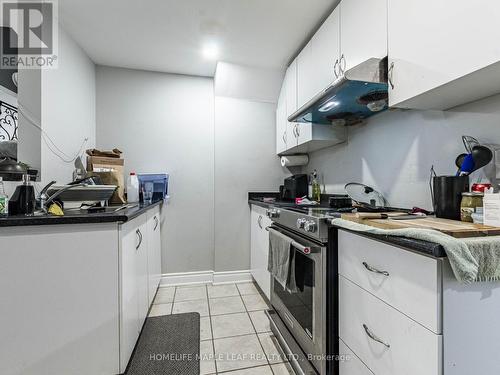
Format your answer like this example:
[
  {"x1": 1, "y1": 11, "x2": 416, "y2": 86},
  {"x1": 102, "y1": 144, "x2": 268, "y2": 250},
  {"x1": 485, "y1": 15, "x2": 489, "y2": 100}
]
[
  {"x1": 344, "y1": 183, "x2": 387, "y2": 208},
  {"x1": 0, "y1": 158, "x2": 38, "y2": 181},
  {"x1": 457, "y1": 153, "x2": 475, "y2": 176},
  {"x1": 470, "y1": 145, "x2": 493, "y2": 173},
  {"x1": 462, "y1": 135, "x2": 480, "y2": 153},
  {"x1": 455, "y1": 153, "x2": 467, "y2": 170},
  {"x1": 344, "y1": 182, "x2": 413, "y2": 213}
]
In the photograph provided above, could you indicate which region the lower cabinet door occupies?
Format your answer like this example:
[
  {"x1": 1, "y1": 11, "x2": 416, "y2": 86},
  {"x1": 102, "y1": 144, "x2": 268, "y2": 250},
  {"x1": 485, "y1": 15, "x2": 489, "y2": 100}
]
[
  {"x1": 119, "y1": 213, "x2": 149, "y2": 373},
  {"x1": 120, "y1": 220, "x2": 141, "y2": 372},
  {"x1": 339, "y1": 276, "x2": 442, "y2": 375},
  {"x1": 250, "y1": 205, "x2": 271, "y2": 299},
  {"x1": 136, "y1": 219, "x2": 150, "y2": 328},
  {"x1": 147, "y1": 206, "x2": 162, "y2": 305},
  {"x1": 258, "y1": 214, "x2": 272, "y2": 299},
  {"x1": 339, "y1": 339, "x2": 374, "y2": 375}
]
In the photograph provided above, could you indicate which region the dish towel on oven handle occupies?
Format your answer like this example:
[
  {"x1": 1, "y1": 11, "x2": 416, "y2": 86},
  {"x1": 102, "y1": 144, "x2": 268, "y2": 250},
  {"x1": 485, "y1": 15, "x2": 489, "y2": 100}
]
[
  {"x1": 331, "y1": 218, "x2": 500, "y2": 284},
  {"x1": 268, "y1": 228, "x2": 298, "y2": 292}
]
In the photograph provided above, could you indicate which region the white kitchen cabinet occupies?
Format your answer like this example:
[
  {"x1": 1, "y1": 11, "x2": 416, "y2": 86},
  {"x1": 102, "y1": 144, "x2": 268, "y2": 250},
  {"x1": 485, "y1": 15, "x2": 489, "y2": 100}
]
[
  {"x1": 338, "y1": 229, "x2": 500, "y2": 375},
  {"x1": 310, "y1": 6, "x2": 340, "y2": 94},
  {"x1": 340, "y1": 0, "x2": 387, "y2": 71},
  {"x1": 388, "y1": 0, "x2": 500, "y2": 109},
  {"x1": 340, "y1": 276, "x2": 442, "y2": 375},
  {"x1": 0, "y1": 225, "x2": 120, "y2": 375},
  {"x1": 0, "y1": 205, "x2": 163, "y2": 375},
  {"x1": 250, "y1": 204, "x2": 271, "y2": 299},
  {"x1": 338, "y1": 231, "x2": 441, "y2": 333},
  {"x1": 284, "y1": 61, "x2": 299, "y2": 150},
  {"x1": 285, "y1": 60, "x2": 297, "y2": 118},
  {"x1": 339, "y1": 339, "x2": 374, "y2": 375},
  {"x1": 296, "y1": 41, "x2": 316, "y2": 110},
  {"x1": 276, "y1": 82, "x2": 288, "y2": 154},
  {"x1": 119, "y1": 213, "x2": 150, "y2": 372},
  {"x1": 147, "y1": 206, "x2": 162, "y2": 305}
]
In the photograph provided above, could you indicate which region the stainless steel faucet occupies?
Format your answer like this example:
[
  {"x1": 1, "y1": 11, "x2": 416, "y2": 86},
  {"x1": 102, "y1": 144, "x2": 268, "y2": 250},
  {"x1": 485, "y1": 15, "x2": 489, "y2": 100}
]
[{"x1": 39, "y1": 181, "x2": 88, "y2": 213}]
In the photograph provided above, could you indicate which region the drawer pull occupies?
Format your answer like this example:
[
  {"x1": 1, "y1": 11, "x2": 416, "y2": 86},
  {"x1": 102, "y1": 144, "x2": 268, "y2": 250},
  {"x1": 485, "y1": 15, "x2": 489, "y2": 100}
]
[
  {"x1": 362, "y1": 262, "x2": 389, "y2": 276},
  {"x1": 363, "y1": 324, "x2": 390, "y2": 348},
  {"x1": 153, "y1": 216, "x2": 159, "y2": 231},
  {"x1": 136, "y1": 229, "x2": 143, "y2": 250}
]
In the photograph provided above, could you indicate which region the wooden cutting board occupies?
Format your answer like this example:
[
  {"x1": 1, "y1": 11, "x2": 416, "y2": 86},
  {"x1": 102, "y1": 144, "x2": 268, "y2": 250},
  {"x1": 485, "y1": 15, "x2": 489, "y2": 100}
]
[{"x1": 341, "y1": 213, "x2": 500, "y2": 238}]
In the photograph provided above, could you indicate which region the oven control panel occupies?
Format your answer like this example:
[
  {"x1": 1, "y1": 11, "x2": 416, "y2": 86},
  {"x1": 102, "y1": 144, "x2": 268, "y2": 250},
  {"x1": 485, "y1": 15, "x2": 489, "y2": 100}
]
[
  {"x1": 304, "y1": 220, "x2": 317, "y2": 233},
  {"x1": 267, "y1": 207, "x2": 328, "y2": 242}
]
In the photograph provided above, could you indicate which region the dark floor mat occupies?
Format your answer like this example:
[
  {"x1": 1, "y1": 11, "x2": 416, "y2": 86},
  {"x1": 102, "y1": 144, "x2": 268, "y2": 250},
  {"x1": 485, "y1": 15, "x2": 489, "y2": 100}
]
[{"x1": 125, "y1": 313, "x2": 200, "y2": 375}]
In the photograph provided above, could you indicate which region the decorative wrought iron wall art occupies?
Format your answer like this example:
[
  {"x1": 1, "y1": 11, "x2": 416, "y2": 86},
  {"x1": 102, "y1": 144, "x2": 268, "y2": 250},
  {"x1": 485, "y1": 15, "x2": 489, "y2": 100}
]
[{"x1": 0, "y1": 101, "x2": 18, "y2": 141}]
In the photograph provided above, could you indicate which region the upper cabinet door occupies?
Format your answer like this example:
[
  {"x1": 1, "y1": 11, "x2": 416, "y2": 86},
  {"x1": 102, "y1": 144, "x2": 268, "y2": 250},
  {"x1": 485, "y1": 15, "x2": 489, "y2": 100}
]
[
  {"x1": 285, "y1": 60, "x2": 297, "y2": 118},
  {"x1": 388, "y1": 0, "x2": 500, "y2": 109},
  {"x1": 311, "y1": 6, "x2": 341, "y2": 94},
  {"x1": 285, "y1": 60, "x2": 299, "y2": 148},
  {"x1": 296, "y1": 41, "x2": 317, "y2": 109},
  {"x1": 276, "y1": 83, "x2": 287, "y2": 154},
  {"x1": 340, "y1": 0, "x2": 387, "y2": 72}
]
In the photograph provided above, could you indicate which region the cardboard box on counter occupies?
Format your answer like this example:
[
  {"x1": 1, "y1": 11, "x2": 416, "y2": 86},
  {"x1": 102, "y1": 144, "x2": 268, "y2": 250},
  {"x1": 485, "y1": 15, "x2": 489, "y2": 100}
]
[{"x1": 86, "y1": 151, "x2": 126, "y2": 204}]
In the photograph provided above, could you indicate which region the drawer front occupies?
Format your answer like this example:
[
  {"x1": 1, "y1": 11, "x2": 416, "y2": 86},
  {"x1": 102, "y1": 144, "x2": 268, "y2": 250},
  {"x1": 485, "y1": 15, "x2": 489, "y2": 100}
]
[
  {"x1": 338, "y1": 230, "x2": 441, "y2": 333},
  {"x1": 339, "y1": 276, "x2": 442, "y2": 375},
  {"x1": 339, "y1": 339, "x2": 374, "y2": 375}
]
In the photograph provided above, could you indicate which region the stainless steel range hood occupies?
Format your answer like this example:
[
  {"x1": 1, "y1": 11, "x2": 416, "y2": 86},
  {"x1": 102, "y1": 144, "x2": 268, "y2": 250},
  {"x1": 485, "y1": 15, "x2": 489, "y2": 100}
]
[{"x1": 288, "y1": 58, "x2": 388, "y2": 126}]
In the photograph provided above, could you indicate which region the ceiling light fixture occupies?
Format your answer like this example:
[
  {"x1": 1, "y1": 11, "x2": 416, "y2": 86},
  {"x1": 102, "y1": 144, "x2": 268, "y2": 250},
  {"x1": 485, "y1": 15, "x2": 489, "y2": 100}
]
[{"x1": 202, "y1": 43, "x2": 218, "y2": 60}]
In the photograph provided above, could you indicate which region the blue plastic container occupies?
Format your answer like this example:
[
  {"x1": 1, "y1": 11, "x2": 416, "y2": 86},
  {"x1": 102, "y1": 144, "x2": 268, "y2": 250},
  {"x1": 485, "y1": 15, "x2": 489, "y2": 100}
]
[{"x1": 137, "y1": 173, "x2": 169, "y2": 203}]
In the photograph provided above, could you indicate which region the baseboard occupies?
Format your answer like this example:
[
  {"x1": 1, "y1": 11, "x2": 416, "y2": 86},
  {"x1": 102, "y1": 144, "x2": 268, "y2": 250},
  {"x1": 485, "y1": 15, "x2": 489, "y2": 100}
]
[
  {"x1": 160, "y1": 271, "x2": 213, "y2": 286},
  {"x1": 213, "y1": 270, "x2": 253, "y2": 285},
  {"x1": 160, "y1": 270, "x2": 252, "y2": 287}
]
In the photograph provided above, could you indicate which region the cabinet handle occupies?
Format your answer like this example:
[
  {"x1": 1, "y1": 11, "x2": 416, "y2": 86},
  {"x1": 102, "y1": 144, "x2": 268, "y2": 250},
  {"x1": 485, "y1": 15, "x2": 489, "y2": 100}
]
[
  {"x1": 388, "y1": 62, "x2": 395, "y2": 89},
  {"x1": 362, "y1": 261, "x2": 389, "y2": 276},
  {"x1": 153, "y1": 216, "x2": 159, "y2": 231},
  {"x1": 282, "y1": 131, "x2": 286, "y2": 145},
  {"x1": 258, "y1": 215, "x2": 263, "y2": 229},
  {"x1": 295, "y1": 124, "x2": 300, "y2": 138},
  {"x1": 363, "y1": 324, "x2": 390, "y2": 348},
  {"x1": 136, "y1": 229, "x2": 143, "y2": 250},
  {"x1": 333, "y1": 59, "x2": 339, "y2": 78},
  {"x1": 339, "y1": 54, "x2": 346, "y2": 75}
]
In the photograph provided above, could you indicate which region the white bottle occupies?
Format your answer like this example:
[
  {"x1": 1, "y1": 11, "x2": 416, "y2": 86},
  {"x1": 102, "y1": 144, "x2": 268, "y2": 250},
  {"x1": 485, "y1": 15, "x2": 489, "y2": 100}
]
[
  {"x1": 0, "y1": 177, "x2": 8, "y2": 215},
  {"x1": 127, "y1": 172, "x2": 140, "y2": 203}
]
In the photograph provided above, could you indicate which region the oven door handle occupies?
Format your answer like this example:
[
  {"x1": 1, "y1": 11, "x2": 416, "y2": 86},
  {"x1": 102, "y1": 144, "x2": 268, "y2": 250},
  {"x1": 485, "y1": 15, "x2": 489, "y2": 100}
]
[{"x1": 266, "y1": 227, "x2": 313, "y2": 255}]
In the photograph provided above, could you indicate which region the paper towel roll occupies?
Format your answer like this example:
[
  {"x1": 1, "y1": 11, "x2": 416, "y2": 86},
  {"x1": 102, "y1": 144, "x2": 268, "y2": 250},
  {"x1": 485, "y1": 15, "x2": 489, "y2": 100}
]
[{"x1": 281, "y1": 155, "x2": 309, "y2": 167}]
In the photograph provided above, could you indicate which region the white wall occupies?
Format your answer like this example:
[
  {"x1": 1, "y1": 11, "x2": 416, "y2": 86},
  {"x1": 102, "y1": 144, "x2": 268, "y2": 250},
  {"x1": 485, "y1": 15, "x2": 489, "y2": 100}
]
[
  {"x1": 303, "y1": 94, "x2": 500, "y2": 210},
  {"x1": 6, "y1": 24, "x2": 96, "y2": 196},
  {"x1": 214, "y1": 62, "x2": 288, "y2": 272},
  {"x1": 40, "y1": 25, "x2": 96, "y2": 185},
  {"x1": 96, "y1": 66, "x2": 215, "y2": 273},
  {"x1": 95, "y1": 63, "x2": 287, "y2": 275}
]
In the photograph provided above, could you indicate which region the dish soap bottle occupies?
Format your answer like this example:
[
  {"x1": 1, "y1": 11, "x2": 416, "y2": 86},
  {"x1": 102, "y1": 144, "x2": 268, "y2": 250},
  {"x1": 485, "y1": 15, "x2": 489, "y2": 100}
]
[
  {"x1": 311, "y1": 170, "x2": 321, "y2": 203},
  {"x1": 0, "y1": 177, "x2": 9, "y2": 215}
]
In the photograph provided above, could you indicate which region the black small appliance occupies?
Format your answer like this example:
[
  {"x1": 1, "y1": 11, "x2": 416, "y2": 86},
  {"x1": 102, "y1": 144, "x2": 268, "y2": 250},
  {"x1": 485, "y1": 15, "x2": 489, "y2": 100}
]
[{"x1": 281, "y1": 174, "x2": 308, "y2": 201}]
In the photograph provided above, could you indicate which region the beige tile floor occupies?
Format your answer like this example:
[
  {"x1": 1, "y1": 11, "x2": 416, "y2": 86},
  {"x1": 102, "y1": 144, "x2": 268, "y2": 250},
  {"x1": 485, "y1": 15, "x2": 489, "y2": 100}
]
[{"x1": 150, "y1": 282, "x2": 295, "y2": 375}]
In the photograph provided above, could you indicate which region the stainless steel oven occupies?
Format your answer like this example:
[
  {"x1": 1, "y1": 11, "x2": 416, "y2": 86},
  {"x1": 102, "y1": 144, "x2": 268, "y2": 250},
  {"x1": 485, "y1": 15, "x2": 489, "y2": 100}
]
[{"x1": 268, "y1": 224, "x2": 327, "y2": 375}]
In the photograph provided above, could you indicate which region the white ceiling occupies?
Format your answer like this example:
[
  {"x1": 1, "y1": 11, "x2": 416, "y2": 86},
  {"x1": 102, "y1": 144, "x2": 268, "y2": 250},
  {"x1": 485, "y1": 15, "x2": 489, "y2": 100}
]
[{"x1": 59, "y1": 0, "x2": 337, "y2": 77}]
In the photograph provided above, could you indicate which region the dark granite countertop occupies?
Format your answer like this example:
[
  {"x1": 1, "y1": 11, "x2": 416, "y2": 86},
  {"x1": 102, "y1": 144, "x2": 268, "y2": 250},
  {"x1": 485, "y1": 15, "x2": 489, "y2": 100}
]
[
  {"x1": 248, "y1": 193, "x2": 446, "y2": 258},
  {"x1": 0, "y1": 200, "x2": 163, "y2": 227}
]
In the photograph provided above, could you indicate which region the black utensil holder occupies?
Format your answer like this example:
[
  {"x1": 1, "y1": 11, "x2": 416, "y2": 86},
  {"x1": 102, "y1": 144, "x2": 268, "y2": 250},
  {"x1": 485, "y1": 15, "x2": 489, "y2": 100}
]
[{"x1": 432, "y1": 175, "x2": 469, "y2": 220}]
